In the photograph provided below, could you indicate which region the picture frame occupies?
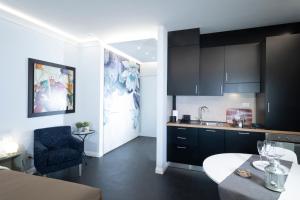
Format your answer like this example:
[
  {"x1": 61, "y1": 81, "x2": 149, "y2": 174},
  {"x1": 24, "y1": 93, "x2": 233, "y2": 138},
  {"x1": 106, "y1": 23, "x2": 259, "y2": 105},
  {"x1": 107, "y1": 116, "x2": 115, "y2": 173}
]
[{"x1": 28, "y1": 58, "x2": 76, "y2": 118}]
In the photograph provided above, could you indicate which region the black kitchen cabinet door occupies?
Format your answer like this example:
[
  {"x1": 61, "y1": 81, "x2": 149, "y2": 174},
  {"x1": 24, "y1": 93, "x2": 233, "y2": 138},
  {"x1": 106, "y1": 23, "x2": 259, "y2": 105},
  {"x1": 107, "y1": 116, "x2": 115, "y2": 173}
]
[
  {"x1": 225, "y1": 43, "x2": 261, "y2": 84},
  {"x1": 168, "y1": 28, "x2": 200, "y2": 47},
  {"x1": 197, "y1": 129, "x2": 225, "y2": 165},
  {"x1": 167, "y1": 127, "x2": 198, "y2": 165},
  {"x1": 225, "y1": 131, "x2": 265, "y2": 154},
  {"x1": 265, "y1": 34, "x2": 300, "y2": 131},
  {"x1": 167, "y1": 46, "x2": 200, "y2": 95},
  {"x1": 199, "y1": 47, "x2": 225, "y2": 96}
]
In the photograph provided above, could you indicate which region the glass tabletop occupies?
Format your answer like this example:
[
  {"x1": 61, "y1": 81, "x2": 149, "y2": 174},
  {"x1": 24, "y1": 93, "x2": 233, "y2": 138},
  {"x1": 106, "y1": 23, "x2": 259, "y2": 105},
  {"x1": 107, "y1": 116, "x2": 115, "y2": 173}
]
[{"x1": 72, "y1": 130, "x2": 95, "y2": 135}]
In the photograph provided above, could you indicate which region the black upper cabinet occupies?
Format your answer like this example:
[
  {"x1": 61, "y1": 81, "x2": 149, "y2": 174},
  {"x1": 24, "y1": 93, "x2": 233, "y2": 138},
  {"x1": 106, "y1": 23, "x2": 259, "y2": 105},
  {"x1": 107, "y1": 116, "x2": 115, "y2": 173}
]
[
  {"x1": 224, "y1": 43, "x2": 261, "y2": 93},
  {"x1": 225, "y1": 43, "x2": 260, "y2": 83},
  {"x1": 168, "y1": 29, "x2": 200, "y2": 96},
  {"x1": 168, "y1": 29, "x2": 200, "y2": 47},
  {"x1": 199, "y1": 47, "x2": 225, "y2": 96},
  {"x1": 264, "y1": 34, "x2": 300, "y2": 131}
]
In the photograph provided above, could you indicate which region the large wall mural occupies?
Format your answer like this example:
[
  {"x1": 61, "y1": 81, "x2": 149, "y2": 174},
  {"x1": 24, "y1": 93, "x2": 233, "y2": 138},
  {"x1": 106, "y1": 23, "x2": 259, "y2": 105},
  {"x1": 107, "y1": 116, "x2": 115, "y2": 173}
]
[{"x1": 104, "y1": 49, "x2": 140, "y2": 153}]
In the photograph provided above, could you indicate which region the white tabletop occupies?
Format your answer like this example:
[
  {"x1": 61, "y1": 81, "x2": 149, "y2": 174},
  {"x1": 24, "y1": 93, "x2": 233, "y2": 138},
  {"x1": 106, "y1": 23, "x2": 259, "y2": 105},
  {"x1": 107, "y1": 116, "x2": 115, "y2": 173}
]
[{"x1": 203, "y1": 153, "x2": 300, "y2": 200}]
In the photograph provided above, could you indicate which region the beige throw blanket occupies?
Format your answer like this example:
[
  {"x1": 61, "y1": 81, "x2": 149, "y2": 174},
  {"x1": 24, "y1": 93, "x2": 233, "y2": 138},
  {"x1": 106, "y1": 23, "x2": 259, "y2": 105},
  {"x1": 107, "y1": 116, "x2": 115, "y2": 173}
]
[{"x1": 0, "y1": 170, "x2": 102, "y2": 200}]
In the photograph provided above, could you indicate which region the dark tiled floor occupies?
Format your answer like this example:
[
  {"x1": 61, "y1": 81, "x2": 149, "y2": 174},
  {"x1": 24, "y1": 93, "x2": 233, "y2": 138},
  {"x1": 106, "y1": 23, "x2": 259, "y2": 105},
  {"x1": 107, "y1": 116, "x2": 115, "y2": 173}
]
[{"x1": 63, "y1": 137, "x2": 219, "y2": 200}]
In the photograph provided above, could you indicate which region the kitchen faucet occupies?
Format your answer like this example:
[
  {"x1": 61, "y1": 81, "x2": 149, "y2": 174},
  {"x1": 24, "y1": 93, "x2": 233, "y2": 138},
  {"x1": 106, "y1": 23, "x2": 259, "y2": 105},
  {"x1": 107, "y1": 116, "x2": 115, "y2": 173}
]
[{"x1": 199, "y1": 106, "x2": 209, "y2": 122}]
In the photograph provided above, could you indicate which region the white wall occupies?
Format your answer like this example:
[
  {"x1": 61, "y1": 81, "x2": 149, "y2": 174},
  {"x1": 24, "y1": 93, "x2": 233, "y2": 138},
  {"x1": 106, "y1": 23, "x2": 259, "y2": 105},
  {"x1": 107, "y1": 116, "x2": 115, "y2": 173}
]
[
  {"x1": 156, "y1": 26, "x2": 168, "y2": 174},
  {"x1": 0, "y1": 18, "x2": 103, "y2": 166},
  {"x1": 140, "y1": 62, "x2": 157, "y2": 137},
  {"x1": 175, "y1": 93, "x2": 256, "y2": 122},
  {"x1": 0, "y1": 18, "x2": 76, "y2": 156},
  {"x1": 65, "y1": 41, "x2": 103, "y2": 157}
]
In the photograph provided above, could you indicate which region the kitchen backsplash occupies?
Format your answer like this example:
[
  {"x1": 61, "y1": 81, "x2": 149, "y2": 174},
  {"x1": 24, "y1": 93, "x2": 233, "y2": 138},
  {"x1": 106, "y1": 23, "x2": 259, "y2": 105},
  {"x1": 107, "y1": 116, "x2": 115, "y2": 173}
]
[{"x1": 175, "y1": 93, "x2": 256, "y2": 122}]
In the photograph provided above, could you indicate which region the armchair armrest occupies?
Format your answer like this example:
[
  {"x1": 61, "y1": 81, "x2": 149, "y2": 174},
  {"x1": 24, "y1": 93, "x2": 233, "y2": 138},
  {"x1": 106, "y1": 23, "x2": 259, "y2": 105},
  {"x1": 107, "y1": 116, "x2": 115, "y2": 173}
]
[
  {"x1": 69, "y1": 136, "x2": 84, "y2": 153},
  {"x1": 34, "y1": 141, "x2": 49, "y2": 169},
  {"x1": 35, "y1": 141, "x2": 48, "y2": 154}
]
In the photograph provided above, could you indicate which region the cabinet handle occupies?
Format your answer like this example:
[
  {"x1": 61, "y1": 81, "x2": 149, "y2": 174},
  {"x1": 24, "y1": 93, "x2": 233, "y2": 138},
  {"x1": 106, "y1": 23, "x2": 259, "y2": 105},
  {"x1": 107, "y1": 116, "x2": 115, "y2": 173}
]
[
  {"x1": 177, "y1": 146, "x2": 187, "y2": 149},
  {"x1": 225, "y1": 72, "x2": 228, "y2": 81},
  {"x1": 177, "y1": 136, "x2": 187, "y2": 140},
  {"x1": 220, "y1": 85, "x2": 223, "y2": 95},
  {"x1": 195, "y1": 85, "x2": 198, "y2": 95},
  {"x1": 205, "y1": 129, "x2": 216, "y2": 132},
  {"x1": 267, "y1": 102, "x2": 270, "y2": 113},
  {"x1": 238, "y1": 132, "x2": 250, "y2": 135},
  {"x1": 177, "y1": 127, "x2": 186, "y2": 130}
]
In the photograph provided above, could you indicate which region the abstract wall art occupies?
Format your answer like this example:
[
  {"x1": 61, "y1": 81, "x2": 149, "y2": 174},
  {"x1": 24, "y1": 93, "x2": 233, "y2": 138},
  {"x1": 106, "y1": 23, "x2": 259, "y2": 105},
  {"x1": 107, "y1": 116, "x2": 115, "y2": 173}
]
[
  {"x1": 28, "y1": 58, "x2": 75, "y2": 118},
  {"x1": 103, "y1": 49, "x2": 140, "y2": 153}
]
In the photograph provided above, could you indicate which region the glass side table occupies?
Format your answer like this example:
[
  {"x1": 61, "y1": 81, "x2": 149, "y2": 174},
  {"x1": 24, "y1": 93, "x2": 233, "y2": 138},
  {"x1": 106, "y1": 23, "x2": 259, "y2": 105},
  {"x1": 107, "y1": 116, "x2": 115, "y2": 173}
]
[{"x1": 72, "y1": 130, "x2": 95, "y2": 165}]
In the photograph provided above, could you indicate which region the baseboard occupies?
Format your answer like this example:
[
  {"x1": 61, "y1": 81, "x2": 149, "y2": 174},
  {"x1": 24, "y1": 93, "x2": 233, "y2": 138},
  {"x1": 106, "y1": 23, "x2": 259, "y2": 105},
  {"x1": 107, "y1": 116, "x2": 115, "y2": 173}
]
[
  {"x1": 155, "y1": 162, "x2": 169, "y2": 175},
  {"x1": 138, "y1": 135, "x2": 156, "y2": 138},
  {"x1": 85, "y1": 151, "x2": 101, "y2": 158},
  {"x1": 168, "y1": 162, "x2": 203, "y2": 172}
]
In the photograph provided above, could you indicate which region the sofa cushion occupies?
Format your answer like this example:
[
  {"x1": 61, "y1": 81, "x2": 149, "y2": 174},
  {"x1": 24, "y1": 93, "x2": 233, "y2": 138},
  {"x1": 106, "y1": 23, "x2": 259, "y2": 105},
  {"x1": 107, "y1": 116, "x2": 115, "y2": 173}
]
[{"x1": 47, "y1": 148, "x2": 81, "y2": 166}]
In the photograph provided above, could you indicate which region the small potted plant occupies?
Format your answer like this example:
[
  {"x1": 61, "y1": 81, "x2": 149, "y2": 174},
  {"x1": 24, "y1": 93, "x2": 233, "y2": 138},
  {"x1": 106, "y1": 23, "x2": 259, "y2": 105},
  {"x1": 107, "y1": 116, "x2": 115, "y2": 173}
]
[
  {"x1": 82, "y1": 121, "x2": 90, "y2": 132},
  {"x1": 75, "y1": 122, "x2": 83, "y2": 132}
]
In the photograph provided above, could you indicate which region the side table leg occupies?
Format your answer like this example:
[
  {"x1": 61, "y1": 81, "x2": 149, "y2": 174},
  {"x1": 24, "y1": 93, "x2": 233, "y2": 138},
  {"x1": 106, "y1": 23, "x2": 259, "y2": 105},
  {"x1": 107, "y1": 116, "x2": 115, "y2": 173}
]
[
  {"x1": 82, "y1": 152, "x2": 87, "y2": 166},
  {"x1": 79, "y1": 164, "x2": 82, "y2": 176}
]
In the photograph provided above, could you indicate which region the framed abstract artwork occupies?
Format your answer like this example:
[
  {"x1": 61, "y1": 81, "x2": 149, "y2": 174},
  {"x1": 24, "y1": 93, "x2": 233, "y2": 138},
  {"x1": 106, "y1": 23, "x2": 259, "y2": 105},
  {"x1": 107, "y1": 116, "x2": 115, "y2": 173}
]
[{"x1": 28, "y1": 58, "x2": 75, "y2": 118}]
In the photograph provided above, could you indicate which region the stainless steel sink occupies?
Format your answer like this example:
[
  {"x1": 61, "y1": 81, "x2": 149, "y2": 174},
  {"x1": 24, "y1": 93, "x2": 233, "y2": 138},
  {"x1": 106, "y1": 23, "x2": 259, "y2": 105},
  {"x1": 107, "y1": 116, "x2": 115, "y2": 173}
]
[
  {"x1": 188, "y1": 120, "x2": 225, "y2": 127},
  {"x1": 200, "y1": 121, "x2": 218, "y2": 126}
]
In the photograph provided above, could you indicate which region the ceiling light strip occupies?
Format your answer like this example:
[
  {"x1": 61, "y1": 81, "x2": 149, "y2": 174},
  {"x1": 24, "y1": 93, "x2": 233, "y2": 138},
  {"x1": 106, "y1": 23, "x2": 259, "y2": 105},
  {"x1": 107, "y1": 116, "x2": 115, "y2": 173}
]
[
  {"x1": 0, "y1": 2, "x2": 144, "y2": 63},
  {"x1": 0, "y1": 2, "x2": 81, "y2": 42},
  {"x1": 100, "y1": 41, "x2": 143, "y2": 64}
]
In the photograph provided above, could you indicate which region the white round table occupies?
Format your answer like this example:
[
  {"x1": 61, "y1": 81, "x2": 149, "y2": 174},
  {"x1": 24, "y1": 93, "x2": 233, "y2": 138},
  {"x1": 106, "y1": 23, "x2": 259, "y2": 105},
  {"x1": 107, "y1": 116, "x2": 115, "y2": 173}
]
[{"x1": 203, "y1": 153, "x2": 300, "y2": 200}]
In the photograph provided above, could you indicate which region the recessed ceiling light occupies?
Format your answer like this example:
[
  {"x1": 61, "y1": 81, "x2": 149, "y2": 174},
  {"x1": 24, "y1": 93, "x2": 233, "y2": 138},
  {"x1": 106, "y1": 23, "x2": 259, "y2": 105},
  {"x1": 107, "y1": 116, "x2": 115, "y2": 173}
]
[{"x1": 137, "y1": 46, "x2": 141, "y2": 50}]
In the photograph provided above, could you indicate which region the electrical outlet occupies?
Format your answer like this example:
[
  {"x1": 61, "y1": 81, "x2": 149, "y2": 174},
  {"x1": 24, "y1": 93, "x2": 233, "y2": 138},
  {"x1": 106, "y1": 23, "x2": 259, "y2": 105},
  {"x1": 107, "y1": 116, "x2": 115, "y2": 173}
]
[{"x1": 241, "y1": 103, "x2": 250, "y2": 108}]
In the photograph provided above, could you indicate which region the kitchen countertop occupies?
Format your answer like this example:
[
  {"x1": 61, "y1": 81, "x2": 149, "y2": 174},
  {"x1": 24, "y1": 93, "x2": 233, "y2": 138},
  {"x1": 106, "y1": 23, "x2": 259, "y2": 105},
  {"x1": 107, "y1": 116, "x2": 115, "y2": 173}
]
[{"x1": 167, "y1": 122, "x2": 300, "y2": 136}]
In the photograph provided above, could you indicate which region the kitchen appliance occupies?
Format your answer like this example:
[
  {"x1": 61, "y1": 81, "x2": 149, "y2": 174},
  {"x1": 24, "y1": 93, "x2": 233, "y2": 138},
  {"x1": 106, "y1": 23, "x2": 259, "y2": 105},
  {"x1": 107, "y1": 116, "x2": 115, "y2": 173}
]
[
  {"x1": 169, "y1": 110, "x2": 178, "y2": 123},
  {"x1": 169, "y1": 116, "x2": 177, "y2": 123},
  {"x1": 172, "y1": 110, "x2": 178, "y2": 122},
  {"x1": 181, "y1": 115, "x2": 191, "y2": 123}
]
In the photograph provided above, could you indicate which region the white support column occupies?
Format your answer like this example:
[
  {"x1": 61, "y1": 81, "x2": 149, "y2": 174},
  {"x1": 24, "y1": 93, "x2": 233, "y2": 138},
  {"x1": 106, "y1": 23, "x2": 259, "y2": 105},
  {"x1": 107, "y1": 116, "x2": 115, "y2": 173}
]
[
  {"x1": 155, "y1": 26, "x2": 168, "y2": 174},
  {"x1": 99, "y1": 44, "x2": 105, "y2": 157}
]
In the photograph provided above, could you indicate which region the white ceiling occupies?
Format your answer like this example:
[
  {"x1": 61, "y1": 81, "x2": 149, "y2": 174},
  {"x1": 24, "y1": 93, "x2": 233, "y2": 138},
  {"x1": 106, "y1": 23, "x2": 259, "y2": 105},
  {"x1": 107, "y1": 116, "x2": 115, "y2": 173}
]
[
  {"x1": 0, "y1": 0, "x2": 300, "y2": 43},
  {"x1": 110, "y1": 39, "x2": 157, "y2": 63}
]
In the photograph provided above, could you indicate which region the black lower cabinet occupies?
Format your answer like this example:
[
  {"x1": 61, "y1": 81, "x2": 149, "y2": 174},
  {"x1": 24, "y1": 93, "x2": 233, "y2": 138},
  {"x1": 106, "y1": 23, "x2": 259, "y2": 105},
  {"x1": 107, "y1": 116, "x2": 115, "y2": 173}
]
[
  {"x1": 167, "y1": 127, "x2": 266, "y2": 166},
  {"x1": 225, "y1": 131, "x2": 265, "y2": 154},
  {"x1": 167, "y1": 127, "x2": 198, "y2": 165},
  {"x1": 197, "y1": 129, "x2": 225, "y2": 165}
]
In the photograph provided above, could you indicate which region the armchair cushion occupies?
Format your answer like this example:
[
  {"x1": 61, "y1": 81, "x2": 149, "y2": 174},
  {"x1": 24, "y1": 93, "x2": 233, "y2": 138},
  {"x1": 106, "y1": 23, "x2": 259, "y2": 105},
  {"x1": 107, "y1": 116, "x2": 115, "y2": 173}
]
[{"x1": 47, "y1": 148, "x2": 81, "y2": 166}]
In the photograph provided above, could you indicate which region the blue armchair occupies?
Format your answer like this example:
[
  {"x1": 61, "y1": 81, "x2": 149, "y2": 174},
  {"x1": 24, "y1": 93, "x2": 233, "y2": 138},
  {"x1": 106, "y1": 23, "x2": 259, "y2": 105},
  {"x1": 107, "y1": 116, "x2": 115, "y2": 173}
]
[{"x1": 34, "y1": 126, "x2": 83, "y2": 175}]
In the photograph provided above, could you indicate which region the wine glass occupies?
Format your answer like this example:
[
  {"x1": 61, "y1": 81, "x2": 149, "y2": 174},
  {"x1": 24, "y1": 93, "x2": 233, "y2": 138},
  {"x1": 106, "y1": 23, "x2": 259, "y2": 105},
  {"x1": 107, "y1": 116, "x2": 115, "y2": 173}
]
[
  {"x1": 257, "y1": 140, "x2": 265, "y2": 161},
  {"x1": 264, "y1": 140, "x2": 278, "y2": 160}
]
